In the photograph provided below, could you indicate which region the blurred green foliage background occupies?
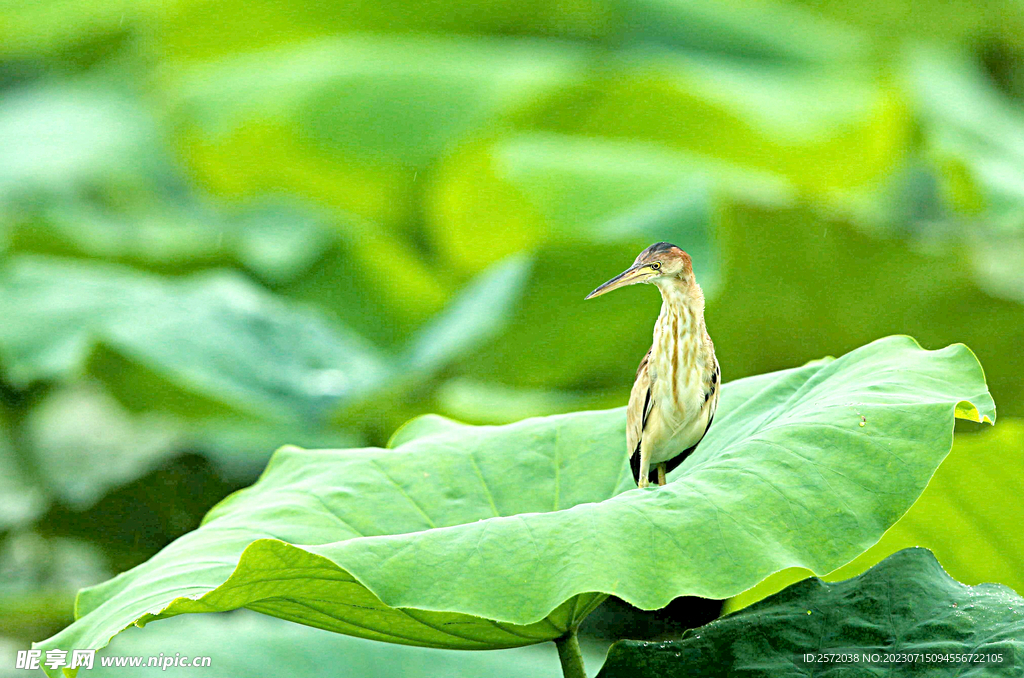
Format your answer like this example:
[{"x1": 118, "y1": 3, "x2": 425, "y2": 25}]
[{"x1": 1, "y1": 0, "x2": 1023, "y2": 673}]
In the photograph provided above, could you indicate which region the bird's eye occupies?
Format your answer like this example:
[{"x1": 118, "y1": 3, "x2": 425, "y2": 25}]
[{"x1": 651, "y1": 262, "x2": 661, "y2": 270}]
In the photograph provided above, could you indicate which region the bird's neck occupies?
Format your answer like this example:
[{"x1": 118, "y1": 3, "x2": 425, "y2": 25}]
[
  {"x1": 649, "y1": 276, "x2": 710, "y2": 385},
  {"x1": 654, "y1": 276, "x2": 705, "y2": 337}
]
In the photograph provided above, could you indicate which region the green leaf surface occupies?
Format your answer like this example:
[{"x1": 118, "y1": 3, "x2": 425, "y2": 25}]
[
  {"x1": 0, "y1": 256, "x2": 389, "y2": 423},
  {"x1": 36, "y1": 337, "x2": 992, "y2": 673},
  {"x1": 385, "y1": 413, "x2": 472, "y2": 449},
  {"x1": 597, "y1": 548, "x2": 1024, "y2": 677},
  {"x1": 727, "y1": 418, "x2": 1024, "y2": 612}
]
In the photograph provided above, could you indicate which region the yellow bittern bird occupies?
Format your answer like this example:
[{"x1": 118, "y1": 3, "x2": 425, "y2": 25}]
[{"x1": 586, "y1": 242, "x2": 719, "y2": 488}]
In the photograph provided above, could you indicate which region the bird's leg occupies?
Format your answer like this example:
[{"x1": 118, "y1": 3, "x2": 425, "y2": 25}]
[
  {"x1": 637, "y1": 451, "x2": 651, "y2": 488},
  {"x1": 656, "y1": 463, "x2": 667, "y2": 486}
]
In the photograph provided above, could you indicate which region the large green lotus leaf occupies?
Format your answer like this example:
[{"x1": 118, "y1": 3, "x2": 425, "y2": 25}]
[
  {"x1": 727, "y1": 418, "x2": 1024, "y2": 612},
  {"x1": 597, "y1": 548, "x2": 1024, "y2": 678},
  {"x1": 36, "y1": 337, "x2": 992, "y2": 674},
  {"x1": 90, "y1": 609, "x2": 610, "y2": 678},
  {"x1": 0, "y1": 256, "x2": 389, "y2": 423},
  {"x1": 160, "y1": 35, "x2": 585, "y2": 226}
]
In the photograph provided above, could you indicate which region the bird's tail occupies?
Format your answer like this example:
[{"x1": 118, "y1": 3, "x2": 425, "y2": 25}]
[{"x1": 630, "y1": 450, "x2": 642, "y2": 486}]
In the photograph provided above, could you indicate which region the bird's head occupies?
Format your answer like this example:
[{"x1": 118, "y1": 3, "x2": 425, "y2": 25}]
[{"x1": 585, "y1": 242, "x2": 692, "y2": 299}]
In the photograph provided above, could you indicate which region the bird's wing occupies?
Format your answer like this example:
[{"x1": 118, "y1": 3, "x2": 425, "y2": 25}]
[
  {"x1": 707, "y1": 358, "x2": 720, "y2": 429},
  {"x1": 627, "y1": 348, "x2": 654, "y2": 459},
  {"x1": 661, "y1": 357, "x2": 720, "y2": 477}
]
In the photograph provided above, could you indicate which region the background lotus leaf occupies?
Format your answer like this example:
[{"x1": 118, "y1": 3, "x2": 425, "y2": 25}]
[{"x1": 597, "y1": 548, "x2": 1024, "y2": 677}]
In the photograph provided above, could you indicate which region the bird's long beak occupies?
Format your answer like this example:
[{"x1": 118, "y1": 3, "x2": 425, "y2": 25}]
[{"x1": 585, "y1": 264, "x2": 648, "y2": 299}]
